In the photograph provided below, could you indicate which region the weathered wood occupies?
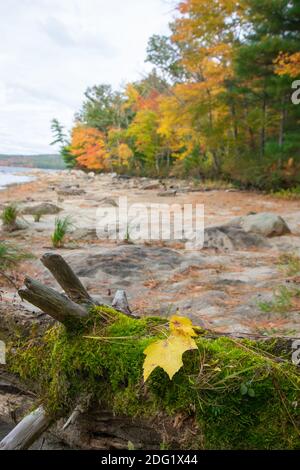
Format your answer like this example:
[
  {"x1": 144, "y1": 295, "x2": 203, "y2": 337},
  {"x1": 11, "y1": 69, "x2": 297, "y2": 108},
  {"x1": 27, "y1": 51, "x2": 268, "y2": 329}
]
[
  {"x1": 18, "y1": 277, "x2": 88, "y2": 328},
  {"x1": 56, "y1": 409, "x2": 187, "y2": 450},
  {"x1": 0, "y1": 406, "x2": 51, "y2": 450},
  {"x1": 112, "y1": 290, "x2": 138, "y2": 318},
  {"x1": 62, "y1": 394, "x2": 92, "y2": 431},
  {"x1": 41, "y1": 253, "x2": 95, "y2": 305}
]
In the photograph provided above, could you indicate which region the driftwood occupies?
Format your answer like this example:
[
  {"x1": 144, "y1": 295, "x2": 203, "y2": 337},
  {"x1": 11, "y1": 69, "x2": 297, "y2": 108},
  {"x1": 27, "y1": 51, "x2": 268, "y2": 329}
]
[
  {"x1": 0, "y1": 406, "x2": 51, "y2": 450},
  {"x1": 112, "y1": 289, "x2": 139, "y2": 318},
  {"x1": 41, "y1": 253, "x2": 94, "y2": 305},
  {"x1": 18, "y1": 277, "x2": 88, "y2": 329}
]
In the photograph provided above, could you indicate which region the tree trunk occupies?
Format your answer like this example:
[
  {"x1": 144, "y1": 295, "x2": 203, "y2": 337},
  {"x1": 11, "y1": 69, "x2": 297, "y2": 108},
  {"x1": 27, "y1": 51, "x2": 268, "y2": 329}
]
[
  {"x1": 278, "y1": 96, "x2": 287, "y2": 168},
  {"x1": 260, "y1": 93, "x2": 267, "y2": 160}
]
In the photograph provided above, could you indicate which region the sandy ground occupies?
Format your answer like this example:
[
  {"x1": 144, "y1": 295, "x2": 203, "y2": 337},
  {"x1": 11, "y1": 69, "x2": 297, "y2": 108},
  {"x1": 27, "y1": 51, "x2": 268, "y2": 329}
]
[{"x1": 1, "y1": 170, "x2": 300, "y2": 336}]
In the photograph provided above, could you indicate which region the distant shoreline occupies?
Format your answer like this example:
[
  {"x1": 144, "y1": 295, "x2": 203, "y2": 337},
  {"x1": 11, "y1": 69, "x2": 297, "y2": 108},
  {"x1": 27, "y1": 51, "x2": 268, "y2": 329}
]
[{"x1": 0, "y1": 154, "x2": 66, "y2": 170}]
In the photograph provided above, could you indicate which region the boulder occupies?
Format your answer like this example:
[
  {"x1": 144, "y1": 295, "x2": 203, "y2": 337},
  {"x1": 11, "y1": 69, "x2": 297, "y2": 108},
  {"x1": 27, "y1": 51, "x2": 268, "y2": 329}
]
[
  {"x1": 21, "y1": 203, "x2": 62, "y2": 216},
  {"x1": 240, "y1": 212, "x2": 291, "y2": 237},
  {"x1": 186, "y1": 225, "x2": 269, "y2": 251}
]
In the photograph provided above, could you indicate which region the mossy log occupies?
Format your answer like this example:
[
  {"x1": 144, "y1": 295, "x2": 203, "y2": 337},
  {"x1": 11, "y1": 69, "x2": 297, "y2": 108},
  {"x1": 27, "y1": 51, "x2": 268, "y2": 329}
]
[{"x1": 0, "y1": 254, "x2": 300, "y2": 450}]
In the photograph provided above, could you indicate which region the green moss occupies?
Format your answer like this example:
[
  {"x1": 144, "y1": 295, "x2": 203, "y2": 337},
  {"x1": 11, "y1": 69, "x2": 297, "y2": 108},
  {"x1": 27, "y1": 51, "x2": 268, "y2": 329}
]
[{"x1": 8, "y1": 307, "x2": 300, "y2": 450}]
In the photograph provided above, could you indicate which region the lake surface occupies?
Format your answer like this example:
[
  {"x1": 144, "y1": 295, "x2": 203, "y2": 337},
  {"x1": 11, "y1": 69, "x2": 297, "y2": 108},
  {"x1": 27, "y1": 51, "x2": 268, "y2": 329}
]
[{"x1": 0, "y1": 166, "x2": 36, "y2": 190}]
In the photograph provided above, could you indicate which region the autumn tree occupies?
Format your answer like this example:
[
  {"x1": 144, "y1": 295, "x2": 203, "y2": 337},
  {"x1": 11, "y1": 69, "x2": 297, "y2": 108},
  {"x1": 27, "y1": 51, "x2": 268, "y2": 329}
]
[
  {"x1": 69, "y1": 125, "x2": 109, "y2": 171},
  {"x1": 107, "y1": 127, "x2": 133, "y2": 169},
  {"x1": 62, "y1": 0, "x2": 300, "y2": 187}
]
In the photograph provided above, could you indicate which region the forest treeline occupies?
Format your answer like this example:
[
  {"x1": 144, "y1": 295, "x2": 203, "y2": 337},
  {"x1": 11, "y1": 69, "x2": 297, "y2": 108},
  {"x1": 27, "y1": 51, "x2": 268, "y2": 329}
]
[{"x1": 52, "y1": 0, "x2": 300, "y2": 190}]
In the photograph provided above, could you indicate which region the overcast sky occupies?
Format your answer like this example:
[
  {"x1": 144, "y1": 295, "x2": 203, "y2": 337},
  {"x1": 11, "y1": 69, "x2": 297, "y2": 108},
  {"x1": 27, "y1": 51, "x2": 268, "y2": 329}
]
[{"x1": 0, "y1": 0, "x2": 174, "y2": 155}]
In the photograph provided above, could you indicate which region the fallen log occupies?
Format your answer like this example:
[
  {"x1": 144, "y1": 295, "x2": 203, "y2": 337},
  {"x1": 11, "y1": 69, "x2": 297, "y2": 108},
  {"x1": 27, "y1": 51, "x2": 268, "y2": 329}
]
[{"x1": 0, "y1": 253, "x2": 299, "y2": 451}]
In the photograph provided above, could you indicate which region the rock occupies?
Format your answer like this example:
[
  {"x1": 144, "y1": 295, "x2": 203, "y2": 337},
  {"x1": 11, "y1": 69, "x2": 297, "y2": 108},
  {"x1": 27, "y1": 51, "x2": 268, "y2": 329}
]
[
  {"x1": 239, "y1": 213, "x2": 291, "y2": 237},
  {"x1": 1, "y1": 221, "x2": 26, "y2": 233},
  {"x1": 88, "y1": 172, "x2": 95, "y2": 178},
  {"x1": 71, "y1": 228, "x2": 98, "y2": 241},
  {"x1": 142, "y1": 182, "x2": 161, "y2": 190},
  {"x1": 187, "y1": 225, "x2": 269, "y2": 251},
  {"x1": 21, "y1": 203, "x2": 62, "y2": 216},
  {"x1": 157, "y1": 190, "x2": 177, "y2": 197},
  {"x1": 99, "y1": 198, "x2": 119, "y2": 207},
  {"x1": 118, "y1": 175, "x2": 131, "y2": 180},
  {"x1": 57, "y1": 186, "x2": 85, "y2": 196},
  {"x1": 73, "y1": 170, "x2": 86, "y2": 177},
  {"x1": 65, "y1": 245, "x2": 183, "y2": 281}
]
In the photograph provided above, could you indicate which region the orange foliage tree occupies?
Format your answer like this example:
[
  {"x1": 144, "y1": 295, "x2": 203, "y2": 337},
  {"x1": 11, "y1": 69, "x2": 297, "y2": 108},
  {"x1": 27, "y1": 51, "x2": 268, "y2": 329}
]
[{"x1": 70, "y1": 125, "x2": 110, "y2": 171}]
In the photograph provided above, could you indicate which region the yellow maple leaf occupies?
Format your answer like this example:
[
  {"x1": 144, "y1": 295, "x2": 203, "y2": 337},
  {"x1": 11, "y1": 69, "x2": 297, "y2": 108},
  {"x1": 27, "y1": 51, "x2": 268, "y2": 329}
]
[
  {"x1": 143, "y1": 315, "x2": 198, "y2": 381},
  {"x1": 170, "y1": 315, "x2": 197, "y2": 338}
]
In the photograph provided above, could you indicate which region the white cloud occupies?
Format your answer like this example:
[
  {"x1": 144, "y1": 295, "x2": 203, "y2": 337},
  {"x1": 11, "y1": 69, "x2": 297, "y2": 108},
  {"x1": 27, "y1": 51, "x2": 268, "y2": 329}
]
[{"x1": 0, "y1": 0, "x2": 174, "y2": 154}]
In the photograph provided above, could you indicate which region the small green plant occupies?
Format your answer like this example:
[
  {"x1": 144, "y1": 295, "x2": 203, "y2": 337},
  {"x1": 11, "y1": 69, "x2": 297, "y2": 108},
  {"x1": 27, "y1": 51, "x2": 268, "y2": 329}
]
[
  {"x1": 0, "y1": 242, "x2": 32, "y2": 270},
  {"x1": 1, "y1": 204, "x2": 18, "y2": 230},
  {"x1": 258, "y1": 286, "x2": 300, "y2": 315},
  {"x1": 0, "y1": 242, "x2": 33, "y2": 287},
  {"x1": 240, "y1": 382, "x2": 255, "y2": 398},
  {"x1": 277, "y1": 253, "x2": 300, "y2": 277},
  {"x1": 51, "y1": 216, "x2": 73, "y2": 248},
  {"x1": 271, "y1": 186, "x2": 300, "y2": 200},
  {"x1": 127, "y1": 441, "x2": 135, "y2": 450}
]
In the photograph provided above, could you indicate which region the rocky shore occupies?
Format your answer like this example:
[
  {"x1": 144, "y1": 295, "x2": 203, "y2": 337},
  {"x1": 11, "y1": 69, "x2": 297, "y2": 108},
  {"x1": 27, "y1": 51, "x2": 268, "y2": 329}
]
[{"x1": 1, "y1": 170, "x2": 300, "y2": 335}]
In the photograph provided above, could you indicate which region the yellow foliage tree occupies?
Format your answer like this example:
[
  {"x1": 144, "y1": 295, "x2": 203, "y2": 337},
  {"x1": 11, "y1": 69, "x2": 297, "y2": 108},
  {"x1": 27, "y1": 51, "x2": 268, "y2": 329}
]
[{"x1": 275, "y1": 52, "x2": 300, "y2": 78}]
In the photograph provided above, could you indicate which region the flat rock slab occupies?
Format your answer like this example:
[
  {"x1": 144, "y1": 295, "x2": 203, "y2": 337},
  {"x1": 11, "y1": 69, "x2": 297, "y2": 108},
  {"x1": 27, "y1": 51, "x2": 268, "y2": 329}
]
[{"x1": 68, "y1": 245, "x2": 184, "y2": 280}]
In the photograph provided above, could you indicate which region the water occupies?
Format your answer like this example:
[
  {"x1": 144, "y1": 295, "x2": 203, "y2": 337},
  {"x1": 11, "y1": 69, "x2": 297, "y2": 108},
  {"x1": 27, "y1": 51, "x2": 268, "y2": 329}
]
[{"x1": 0, "y1": 166, "x2": 35, "y2": 190}]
